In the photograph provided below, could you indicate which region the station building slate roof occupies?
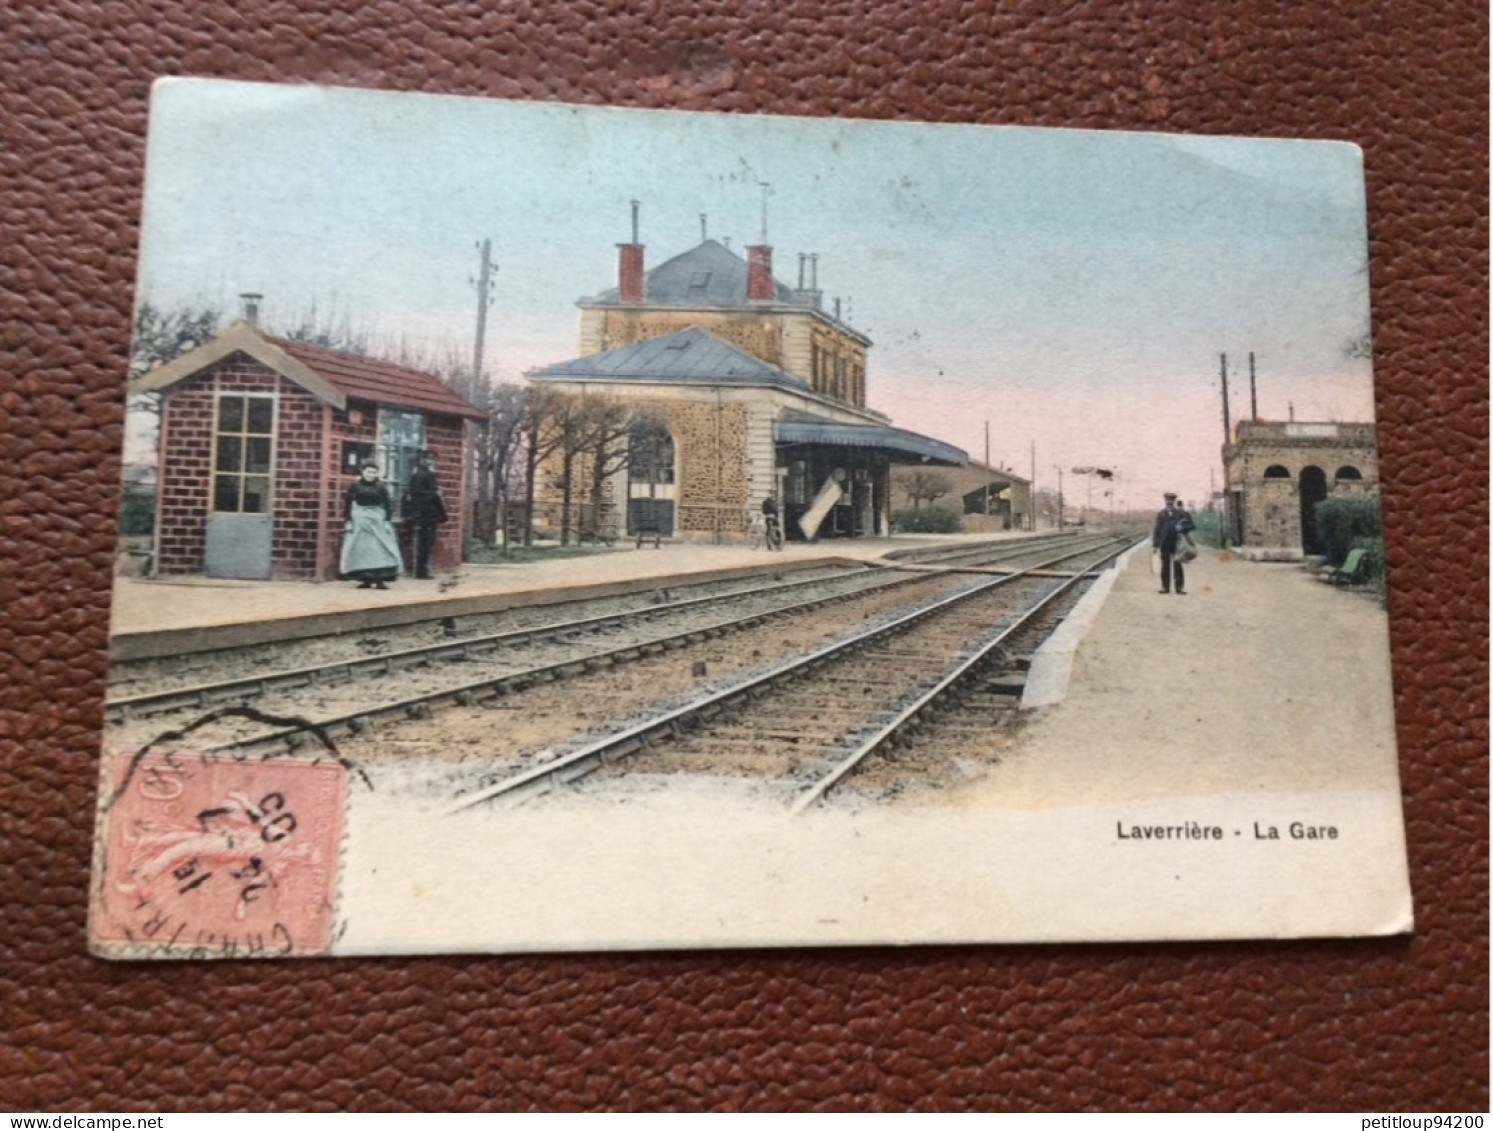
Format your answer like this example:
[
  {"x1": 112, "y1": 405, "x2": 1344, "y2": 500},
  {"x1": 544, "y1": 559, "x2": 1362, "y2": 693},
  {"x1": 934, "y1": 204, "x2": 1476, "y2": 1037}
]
[
  {"x1": 529, "y1": 326, "x2": 815, "y2": 392},
  {"x1": 584, "y1": 239, "x2": 798, "y2": 307}
]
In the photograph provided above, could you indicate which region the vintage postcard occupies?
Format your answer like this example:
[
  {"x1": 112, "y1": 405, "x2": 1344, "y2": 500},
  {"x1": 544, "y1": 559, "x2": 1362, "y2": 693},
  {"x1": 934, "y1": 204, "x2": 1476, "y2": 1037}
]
[{"x1": 92, "y1": 79, "x2": 1411, "y2": 958}]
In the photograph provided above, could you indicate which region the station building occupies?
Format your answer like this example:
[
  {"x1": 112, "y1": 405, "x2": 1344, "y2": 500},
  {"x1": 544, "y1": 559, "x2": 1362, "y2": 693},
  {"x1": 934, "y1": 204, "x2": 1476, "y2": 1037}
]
[
  {"x1": 134, "y1": 321, "x2": 484, "y2": 580},
  {"x1": 529, "y1": 232, "x2": 966, "y2": 543},
  {"x1": 935, "y1": 460, "x2": 1034, "y2": 532},
  {"x1": 1222, "y1": 420, "x2": 1379, "y2": 554}
]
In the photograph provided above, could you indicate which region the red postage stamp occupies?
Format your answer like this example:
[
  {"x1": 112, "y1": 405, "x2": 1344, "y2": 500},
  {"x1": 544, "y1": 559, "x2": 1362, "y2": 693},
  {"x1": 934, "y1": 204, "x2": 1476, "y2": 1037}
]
[{"x1": 91, "y1": 751, "x2": 347, "y2": 959}]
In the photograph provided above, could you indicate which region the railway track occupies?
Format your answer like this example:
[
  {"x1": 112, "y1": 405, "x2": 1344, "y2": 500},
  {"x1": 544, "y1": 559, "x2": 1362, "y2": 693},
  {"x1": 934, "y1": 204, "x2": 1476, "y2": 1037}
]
[
  {"x1": 109, "y1": 534, "x2": 1093, "y2": 712},
  {"x1": 105, "y1": 533, "x2": 1111, "y2": 758},
  {"x1": 446, "y1": 535, "x2": 1135, "y2": 813}
]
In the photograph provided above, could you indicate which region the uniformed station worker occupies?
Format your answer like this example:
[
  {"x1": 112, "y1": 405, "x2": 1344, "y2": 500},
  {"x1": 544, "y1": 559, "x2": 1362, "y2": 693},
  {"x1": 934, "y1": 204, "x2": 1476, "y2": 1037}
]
[{"x1": 1152, "y1": 491, "x2": 1195, "y2": 596}]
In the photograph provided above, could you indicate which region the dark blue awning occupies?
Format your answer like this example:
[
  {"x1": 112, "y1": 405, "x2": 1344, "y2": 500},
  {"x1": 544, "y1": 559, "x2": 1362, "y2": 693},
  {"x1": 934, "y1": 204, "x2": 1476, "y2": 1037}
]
[{"x1": 775, "y1": 418, "x2": 966, "y2": 466}]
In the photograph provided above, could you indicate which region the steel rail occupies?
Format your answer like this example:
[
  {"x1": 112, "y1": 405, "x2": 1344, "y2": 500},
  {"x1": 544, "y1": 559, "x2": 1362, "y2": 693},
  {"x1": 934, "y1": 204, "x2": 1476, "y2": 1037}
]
[
  {"x1": 890, "y1": 532, "x2": 1080, "y2": 564},
  {"x1": 164, "y1": 564, "x2": 992, "y2": 760},
  {"x1": 106, "y1": 565, "x2": 901, "y2": 720},
  {"x1": 789, "y1": 537, "x2": 1140, "y2": 813},
  {"x1": 444, "y1": 536, "x2": 1132, "y2": 814},
  {"x1": 108, "y1": 536, "x2": 1101, "y2": 721}
]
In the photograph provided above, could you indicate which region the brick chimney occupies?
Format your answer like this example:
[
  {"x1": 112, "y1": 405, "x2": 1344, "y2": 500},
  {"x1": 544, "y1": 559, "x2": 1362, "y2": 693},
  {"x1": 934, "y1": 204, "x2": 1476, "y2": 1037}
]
[
  {"x1": 746, "y1": 245, "x2": 775, "y2": 302},
  {"x1": 618, "y1": 199, "x2": 645, "y2": 304},
  {"x1": 618, "y1": 243, "x2": 645, "y2": 304},
  {"x1": 239, "y1": 292, "x2": 263, "y2": 326}
]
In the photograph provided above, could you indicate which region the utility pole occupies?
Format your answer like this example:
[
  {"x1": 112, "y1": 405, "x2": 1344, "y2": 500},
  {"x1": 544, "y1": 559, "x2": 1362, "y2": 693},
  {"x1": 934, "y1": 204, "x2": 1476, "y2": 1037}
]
[
  {"x1": 1219, "y1": 352, "x2": 1231, "y2": 445},
  {"x1": 984, "y1": 420, "x2": 991, "y2": 516},
  {"x1": 1030, "y1": 441, "x2": 1036, "y2": 531},
  {"x1": 471, "y1": 237, "x2": 497, "y2": 542},
  {"x1": 1249, "y1": 350, "x2": 1258, "y2": 421},
  {"x1": 473, "y1": 238, "x2": 496, "y2": 396},
  {"x1": 1053, "y1": 465, "x2": 1065, "y2": 530}
]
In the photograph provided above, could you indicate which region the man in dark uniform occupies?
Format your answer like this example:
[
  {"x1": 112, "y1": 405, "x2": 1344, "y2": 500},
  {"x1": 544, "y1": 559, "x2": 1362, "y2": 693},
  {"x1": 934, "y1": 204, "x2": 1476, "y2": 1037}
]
[
  {"x1": 1152, "y1": 491, "x2": 1195, "y2": 595},
  {"x1": 403, "y1": 450, "x2": 448, "y2": 580}
]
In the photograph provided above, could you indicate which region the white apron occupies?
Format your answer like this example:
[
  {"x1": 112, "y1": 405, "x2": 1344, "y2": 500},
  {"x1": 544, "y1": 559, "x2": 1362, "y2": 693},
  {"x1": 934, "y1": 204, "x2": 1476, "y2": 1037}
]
[{"x1": 340, "y1": 504, "x2": 403, "y2": 578}]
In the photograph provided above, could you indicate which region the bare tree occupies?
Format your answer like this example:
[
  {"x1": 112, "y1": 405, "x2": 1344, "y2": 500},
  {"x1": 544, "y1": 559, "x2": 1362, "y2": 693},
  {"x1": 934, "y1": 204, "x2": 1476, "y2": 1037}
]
[
  {"x1": 894, "y1": 468, "x2": 953, "y2": 510},
  {"x1": 582, "y1": 399, "x2": 645, "y2": 541},
  {"x1": 130, "y1": 300, "x2": 222, "y2": 378},
  {"x1": 281, "y1": 297, "x2": 373, "y2": 355},
  {"x1": 544, "y1": 395, "x2": 598, "y2": 546},
  {"x1": 477, "y1": 383, "x2": 529, "y2": 547},
  {"x1": 519, "y1": 386, "x2": 563, "y2": 546}
]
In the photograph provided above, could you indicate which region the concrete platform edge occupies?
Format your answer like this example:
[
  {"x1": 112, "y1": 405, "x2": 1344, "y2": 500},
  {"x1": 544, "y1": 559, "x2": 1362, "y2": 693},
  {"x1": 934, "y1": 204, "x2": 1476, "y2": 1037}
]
[
  {"x1": 1022, "y1": 541, "x2": 1147, "y2": 708},
  {"x1": 110, "y1": 556, "x2": 864, "y2": 662}
]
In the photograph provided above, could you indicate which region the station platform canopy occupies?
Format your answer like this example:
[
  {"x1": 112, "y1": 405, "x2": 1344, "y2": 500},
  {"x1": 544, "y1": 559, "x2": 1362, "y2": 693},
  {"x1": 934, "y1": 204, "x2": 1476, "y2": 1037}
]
[{"x1": 775, "y1": 412, "x2": 966, "y2": 467}]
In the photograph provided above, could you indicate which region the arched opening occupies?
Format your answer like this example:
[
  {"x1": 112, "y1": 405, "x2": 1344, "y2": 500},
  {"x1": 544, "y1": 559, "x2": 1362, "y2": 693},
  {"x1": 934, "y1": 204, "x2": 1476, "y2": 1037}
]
[
  {"x1": 1335, "y1": 465, "x2": 1363, "y2": 481},
  {"x1": 1263, "y1": 464, "x2": 1291, "y2": 479},
  {"x1": 626, "y1": 416, "x2": 676, "y2": 537},
  {"x1": 1298, "y1": 466, "x2": 1329, "y2": 553}
]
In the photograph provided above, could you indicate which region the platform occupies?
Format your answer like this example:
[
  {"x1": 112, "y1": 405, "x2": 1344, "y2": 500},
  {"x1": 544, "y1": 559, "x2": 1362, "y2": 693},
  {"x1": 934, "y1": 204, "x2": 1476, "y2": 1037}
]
[
  {"x1": 973, "y1": 545, "x2": 1402, "y2": 805},
  {"x1": 107, "y1": 531, "x2": 1041, "y2": 654}
]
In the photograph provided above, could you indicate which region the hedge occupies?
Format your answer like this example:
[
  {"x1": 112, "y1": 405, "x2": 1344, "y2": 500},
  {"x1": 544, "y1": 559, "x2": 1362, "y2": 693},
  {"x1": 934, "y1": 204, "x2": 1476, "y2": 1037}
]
[
  {"x1": 892, "y1": 507, "x2": 961, "y2": 534},
  {"x1": 1314, "y1": 495, "x2": 1383, "y2": 566}
]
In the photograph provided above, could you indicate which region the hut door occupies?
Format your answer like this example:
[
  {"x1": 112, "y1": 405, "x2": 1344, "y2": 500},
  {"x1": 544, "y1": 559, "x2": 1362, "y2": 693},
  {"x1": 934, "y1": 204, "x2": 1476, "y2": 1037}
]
[{"x1": 205, "y1": 393, "x2": 276, "y2": 580}]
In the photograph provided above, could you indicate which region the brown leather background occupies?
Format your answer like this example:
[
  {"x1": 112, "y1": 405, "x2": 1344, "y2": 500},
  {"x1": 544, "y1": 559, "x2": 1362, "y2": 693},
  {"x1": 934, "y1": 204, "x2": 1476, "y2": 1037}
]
[{"x1": 2, "y1": 0, "x2": 1486, "y2": 1112}]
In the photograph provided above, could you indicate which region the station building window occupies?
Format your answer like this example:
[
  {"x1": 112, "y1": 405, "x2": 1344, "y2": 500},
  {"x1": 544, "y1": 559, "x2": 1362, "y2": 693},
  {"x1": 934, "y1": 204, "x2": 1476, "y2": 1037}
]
[{"x1": 628, "y1": 417, "x2": 675, "y2": 485}]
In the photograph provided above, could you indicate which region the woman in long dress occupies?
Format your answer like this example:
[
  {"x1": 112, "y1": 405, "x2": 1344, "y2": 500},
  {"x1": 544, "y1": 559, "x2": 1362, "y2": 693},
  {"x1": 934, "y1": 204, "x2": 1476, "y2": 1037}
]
[{"x1": 340, "y1": 463, "x2": 403, "y2": 589}]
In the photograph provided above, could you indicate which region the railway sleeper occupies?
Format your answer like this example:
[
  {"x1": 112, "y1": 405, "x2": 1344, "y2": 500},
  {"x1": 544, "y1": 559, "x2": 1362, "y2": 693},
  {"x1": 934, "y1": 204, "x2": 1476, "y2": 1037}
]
[{"x1": 982, "y1": 673, "x2": 1027, "y2": 696}]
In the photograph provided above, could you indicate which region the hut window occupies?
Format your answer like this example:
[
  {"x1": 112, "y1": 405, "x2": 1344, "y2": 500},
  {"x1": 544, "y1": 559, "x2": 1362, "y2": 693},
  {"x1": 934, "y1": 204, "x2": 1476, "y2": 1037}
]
[
  {"x1": 377, "y1": 408, "x2": 427, "y2": 508},
  {"x1": 212, "y1": 394, "x2": 276, "y2": 514}
]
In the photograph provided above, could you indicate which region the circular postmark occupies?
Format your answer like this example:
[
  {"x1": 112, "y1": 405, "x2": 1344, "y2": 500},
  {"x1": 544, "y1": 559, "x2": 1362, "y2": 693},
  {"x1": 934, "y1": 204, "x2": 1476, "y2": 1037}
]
[{"x1": 91, "y1": 749, "x2": 346, "y2": 959}]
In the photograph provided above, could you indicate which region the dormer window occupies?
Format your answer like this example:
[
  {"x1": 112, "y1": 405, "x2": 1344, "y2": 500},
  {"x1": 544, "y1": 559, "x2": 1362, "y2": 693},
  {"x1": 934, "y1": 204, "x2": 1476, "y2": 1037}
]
[{"x1": 687, "y1": 271, "x2": 712, "y2": 295}]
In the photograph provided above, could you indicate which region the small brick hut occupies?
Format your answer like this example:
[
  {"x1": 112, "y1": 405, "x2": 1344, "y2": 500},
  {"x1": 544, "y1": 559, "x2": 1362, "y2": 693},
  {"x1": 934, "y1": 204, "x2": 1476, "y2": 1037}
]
[{"x1": 134, "y1": 322, "x2": 485, "y2": 580}]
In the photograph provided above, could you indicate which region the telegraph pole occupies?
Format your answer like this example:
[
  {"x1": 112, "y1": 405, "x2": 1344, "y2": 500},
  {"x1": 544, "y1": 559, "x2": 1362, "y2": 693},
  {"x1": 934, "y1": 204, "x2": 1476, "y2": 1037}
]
[
  {"x1": 473, "y1": 238, "x2": 496, "y2": 396},
  {"x1": 1219, "y1": 352, "x2": 1231, "y2": 445},
  {"x1": 471, "y1": 238, "x2": 498, "y2": 541},
  {"x1": 1249, "y1": 350, "x2": 1258, "y2": 420},
  {"x1": 984, "y1": 420, "x2": 992, "y2": 515}
]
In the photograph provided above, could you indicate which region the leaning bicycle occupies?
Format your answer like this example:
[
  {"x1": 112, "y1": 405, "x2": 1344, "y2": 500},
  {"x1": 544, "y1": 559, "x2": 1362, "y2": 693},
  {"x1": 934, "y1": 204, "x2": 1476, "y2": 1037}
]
[{"x1": 750, "y1": 498, "x2": 785, "y2": 551}]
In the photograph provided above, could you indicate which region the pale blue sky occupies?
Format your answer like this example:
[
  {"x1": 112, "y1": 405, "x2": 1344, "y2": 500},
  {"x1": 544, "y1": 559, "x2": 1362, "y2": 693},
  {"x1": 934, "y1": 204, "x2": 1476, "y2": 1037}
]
[{"x1": 135, "y1": 79, "x2": 1376, "y2": 507}]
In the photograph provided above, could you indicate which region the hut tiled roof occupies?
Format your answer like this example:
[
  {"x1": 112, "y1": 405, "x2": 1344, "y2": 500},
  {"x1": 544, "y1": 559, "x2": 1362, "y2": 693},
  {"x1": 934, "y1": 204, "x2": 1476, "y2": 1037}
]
[
  {"x1": 271, "y1": 337, "x2": 486, "y2": 421},
  {"x1": 131, "y1": 322, "x2": 487, "y2": 422}
]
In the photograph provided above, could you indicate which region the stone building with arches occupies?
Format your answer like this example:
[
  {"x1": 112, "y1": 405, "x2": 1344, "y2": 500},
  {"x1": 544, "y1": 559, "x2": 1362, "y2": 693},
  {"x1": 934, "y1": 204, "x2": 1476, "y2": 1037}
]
[
  {"x1": 1222, "y1": 420, "x2": 1379, "y2": 555},
  {"x1": 528, "y1": 226, "x2": 965, "y2": 543}
]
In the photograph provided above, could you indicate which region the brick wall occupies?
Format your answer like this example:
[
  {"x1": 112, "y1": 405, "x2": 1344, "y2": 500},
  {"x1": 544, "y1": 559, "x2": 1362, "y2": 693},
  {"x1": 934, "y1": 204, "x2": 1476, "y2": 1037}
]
[
  {"x1": 325, "y1": 402, "x2": 469, "y2": 578},
  {"x1": 158, "y1": 356, "x2": 471, "y2": 579},
  {"x1": 156, "y1": 358, "x2": 323, "y2": 578}
]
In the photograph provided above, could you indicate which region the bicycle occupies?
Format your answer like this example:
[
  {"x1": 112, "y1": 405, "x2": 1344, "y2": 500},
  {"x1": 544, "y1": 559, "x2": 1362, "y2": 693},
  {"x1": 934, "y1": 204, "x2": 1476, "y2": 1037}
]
[{"x1": 748, "y1": 509, "x2": 784, "y2": 551}]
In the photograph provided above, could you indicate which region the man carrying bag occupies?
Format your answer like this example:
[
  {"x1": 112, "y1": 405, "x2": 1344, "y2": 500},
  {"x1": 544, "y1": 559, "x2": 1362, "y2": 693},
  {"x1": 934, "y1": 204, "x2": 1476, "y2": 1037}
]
[{"x1": 1152, "y1": 491, "x2": 1196, "y2": 596}]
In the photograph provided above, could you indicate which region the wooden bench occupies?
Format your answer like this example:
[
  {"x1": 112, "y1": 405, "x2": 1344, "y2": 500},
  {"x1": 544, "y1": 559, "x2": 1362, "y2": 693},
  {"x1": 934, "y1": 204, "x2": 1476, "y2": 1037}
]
[{"x1": 1318, "y1": 547, "x2": 1368, "y2": 586}]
